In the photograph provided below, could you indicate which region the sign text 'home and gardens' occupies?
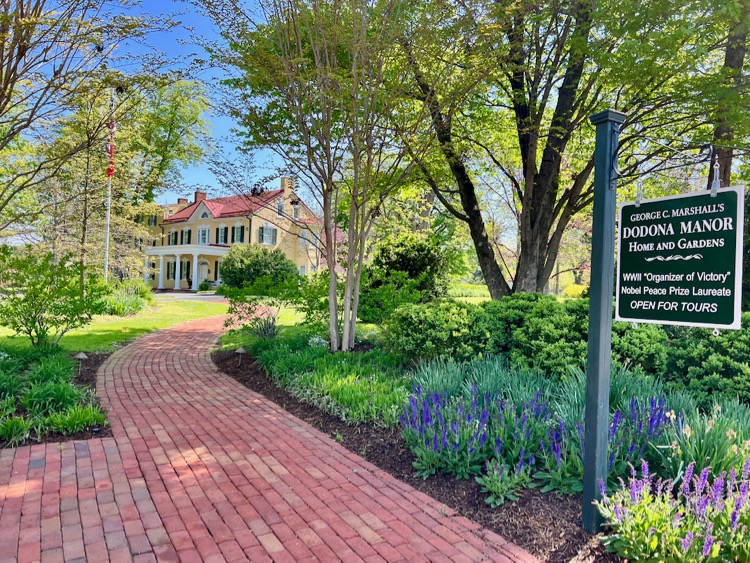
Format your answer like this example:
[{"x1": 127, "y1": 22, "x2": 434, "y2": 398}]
[{"x1": 616, "y1": 187, "x2": 744, "y2": 329}]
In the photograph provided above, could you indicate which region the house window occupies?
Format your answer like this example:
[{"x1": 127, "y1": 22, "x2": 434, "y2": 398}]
[
  {"x1": 233, "y1": 224, "x2": 245, "y2": 243},
  {"x1": 218, "y1": 227, "x2": 227, "y2": 244},
  {"x1": 299, "y1": 230, "x2": 308, "y2": 249},
  {"x1": 198, "y1": 227, "x2": 209, "y2": 245},
  {"x1": 258, "y1": 224, "x2": 278, "y2": 245},
  {"x1": 277, "y1": 199, "x2": 284, "y2": 217},
  {"x1": 311, "y1": 265, "x2": 318, "y2": 273},
  {"x1": 149, "y1": 262, "x2": 156, "y2": 280},
  {"x1": 200, "y1": 212, "x2": 209, "y2": 219},
  {"x1": 293, "y1": 204, "x2": 300, "y2": 219},
  {"x1": 147, "y1": 215, "x2": 158, "y2": 226},
  {"x1": 181, "y1": 260, "x2": 191, "y2": 280},
  {"x1": 167, "y1": 261, "x2": 175, "y2": 280},
  {"x1": 168, "y1": 231, "x2": 178, "y2": 245},
  {"x1": 299, "y1": 265, "x2": 306, "y2": 276},
  {"x1": 181, "y1": 228, "x2": 192, "y2": 245}
]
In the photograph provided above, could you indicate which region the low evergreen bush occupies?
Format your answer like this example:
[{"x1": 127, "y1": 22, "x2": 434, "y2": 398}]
[{"x1": 383, "y1": 300, "x2": 492, "y2": 362}]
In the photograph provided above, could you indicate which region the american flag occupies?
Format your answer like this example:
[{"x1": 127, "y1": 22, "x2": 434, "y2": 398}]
[{"x1": 106, "y1": 96, "x2": 116, "y2": 178}]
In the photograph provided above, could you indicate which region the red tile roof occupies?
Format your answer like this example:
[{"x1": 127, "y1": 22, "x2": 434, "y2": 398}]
[{"x1": 162, "y1": 190, "x2": 286, "y2": 224}]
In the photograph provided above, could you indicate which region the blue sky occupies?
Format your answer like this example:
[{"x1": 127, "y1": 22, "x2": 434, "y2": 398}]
[{"x1": 125, "y1": 1, "x2": 278, "y2": 204}]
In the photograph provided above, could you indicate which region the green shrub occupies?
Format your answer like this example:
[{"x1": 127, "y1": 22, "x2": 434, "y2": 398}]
[
  {"x1": 198, "y1": 280, "x2": 211, "y2": 291},
  {"x1": 664, "y1": 315, "x2": 750, "y2": 406},
  {"x1": 612, "y1": 322, "x2": 668, "y2": 374},
  {"x1": 26, "y1": 354, "x2": 74, "y2": 386},
  {"x1": 219, "y1": 244, "x2": 298, "y2": 289},
  {"x1": 383, "y1": 300, "x2": 492, "y2": 362},
  {"x1": 481, "y1": 293, "x2": 555, "y2": 355},
  {"x1": 357, "y1": 269, "x2": 423, "y2": 324},
  {"x1": 21, "y1": 382, "x2": 83, "y2": 416},
  {"x1": 0, "y1": 416, "x2": 31, "y2": 446},
  {"x1": 46, "y1": 405, "x2": 107, "y2": 434},
  {"x1": 0, "y1": 246, "x2": 107, "y2": 346},
  {"x1": 370, "y1": 232, "x2": 451, "y2": 298}
]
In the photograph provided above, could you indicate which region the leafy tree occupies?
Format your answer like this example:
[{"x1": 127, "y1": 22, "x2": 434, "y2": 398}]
[
  {"x1": 0, "y1": 246, "x2": 107, "y2": 346},
  {"x1": 0, "y1": 1, "x2": 173, "y2": 223},
  {"x1": 199, "y1": 0, "x2": 412, "y2": 351},
  {"x1": 219, "y1": 244, "x2": 299, "y2": 289},
  {"x1": 395, "y1": 0, "x2": 747, "y2": 297},
  {"x1": 23, "y1": 79, "x2": 209, "y2": 282}
]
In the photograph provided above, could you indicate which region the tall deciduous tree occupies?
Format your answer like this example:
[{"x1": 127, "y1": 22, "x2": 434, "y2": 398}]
[
  {"x1": 199, "y1": 0, "x2": 413, "y2": 351},
  {"x1": 397, "y1": 0, "x2": 745, "y2": 296}
]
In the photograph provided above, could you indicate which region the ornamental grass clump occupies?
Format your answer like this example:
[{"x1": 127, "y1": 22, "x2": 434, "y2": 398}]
[{"x1": 597, "y1": 459, "x2": 750, "y2": 561}]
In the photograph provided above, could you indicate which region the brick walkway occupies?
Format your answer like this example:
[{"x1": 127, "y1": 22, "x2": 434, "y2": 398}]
[{"x1": 0, "y1": 317, "x2": 538, "y2": 562}]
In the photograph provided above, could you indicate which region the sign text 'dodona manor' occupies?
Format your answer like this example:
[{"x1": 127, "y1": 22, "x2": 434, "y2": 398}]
[{"x1": 616, "y1": 186, "x2": 744, "y2": 329}]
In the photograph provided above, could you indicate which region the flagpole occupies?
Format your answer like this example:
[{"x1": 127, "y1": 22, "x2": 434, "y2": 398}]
[{"x1": 104, "y1": 89, "x2": 115, "y2": 284}]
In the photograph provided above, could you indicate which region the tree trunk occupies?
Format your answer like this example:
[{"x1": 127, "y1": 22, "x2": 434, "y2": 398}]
[
  {"x1": 707, "y1": 14, "x2": 748, "y2": 189},
  {"x1": 322, "y1": 188, "x2": 340, "y2": 352}
]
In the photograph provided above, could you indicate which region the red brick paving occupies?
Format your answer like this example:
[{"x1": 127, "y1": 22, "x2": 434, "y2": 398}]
[{"x1": 0, "y1": 317, "x2": 538, "y2": 562}]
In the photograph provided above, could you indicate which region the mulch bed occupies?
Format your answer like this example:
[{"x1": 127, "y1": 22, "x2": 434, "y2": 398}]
[{"x1": 213, "y1": 349, "x2": 619, "y2": 563}]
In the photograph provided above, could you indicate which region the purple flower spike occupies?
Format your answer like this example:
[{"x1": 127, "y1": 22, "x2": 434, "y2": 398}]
[
  {"x1": 696, "y1": 467, "x2": 710, "y2": 496},
  {"x1": 641, "y1": 459, "x2": 650, "y2": 483},
  {"x1": 743, "y1": 455, "x2": 750, "y2": 481},
  {"x1": 703, "y1": 534, "x2": 713, "y2": 557},
  {"x1": 682, "y1": 462, "x2": 695, "y2": 497},
  {"x1": 681, "y1": 531, "x2": 693, "y2": 551}
]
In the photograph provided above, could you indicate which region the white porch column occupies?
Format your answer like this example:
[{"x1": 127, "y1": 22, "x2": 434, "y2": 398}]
[
  {"x1": 157, "y1": 256, "x2": 165, "y2": 289},
  {"x1": 143, "y1": 256, "x2": 149, "y2": 282},
  {"x1": 174, "y1": 254, "x2": 181, "y2": 290},
  {"x1": 192, "y1": 253, "x2": 200, "y2": 291},
  {"x1": 216, "y1": 259, "x2": 221, "y2": 284}
]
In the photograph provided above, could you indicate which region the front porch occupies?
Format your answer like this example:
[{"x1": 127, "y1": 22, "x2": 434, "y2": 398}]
[{"x1": 144, "y1": 244, "x2": 230, "y2": 291}]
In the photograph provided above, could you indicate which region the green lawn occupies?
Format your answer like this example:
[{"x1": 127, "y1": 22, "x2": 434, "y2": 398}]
[{"x1": 0, "y1": 300, "x2": 228, "y2": 353}]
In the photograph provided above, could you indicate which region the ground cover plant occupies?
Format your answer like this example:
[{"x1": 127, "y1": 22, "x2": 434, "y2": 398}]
[
  {"x1": 223, "y1": 325, "x2": 409, "y2": 426},
  {"x1": 0, "y1": 346, "x2": 108, "y2": 448}
]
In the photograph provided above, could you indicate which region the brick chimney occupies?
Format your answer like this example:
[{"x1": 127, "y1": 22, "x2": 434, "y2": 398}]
[
  {"x1": 281, "y1": 176, "x2": 295, "y2": 191},
  {"x1": 194, "y1": 190, "x2": 207, "y2": 203},
  {"x1": 177, "y1": 197, "x2": 188, "y2": 205}
]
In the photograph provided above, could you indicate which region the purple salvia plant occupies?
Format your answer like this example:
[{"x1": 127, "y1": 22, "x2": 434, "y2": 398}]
[
  {"x1": 683, "y1": 462, "x2": 695, "y2": 498},
  {"x1": 696, "y1": 467, "x2": 710, "y2": 497},
  {"x1": 702, "y1": 534, "x2": 713, "y2": 557},
  {"x1": 681, "y1": 531, "x2": 693, "y2": 552}
]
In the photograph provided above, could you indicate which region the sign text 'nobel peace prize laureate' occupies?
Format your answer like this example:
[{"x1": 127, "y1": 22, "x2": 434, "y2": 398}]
[{"x1": 616, "y1": 186, "x2": 744, "y2": 329}]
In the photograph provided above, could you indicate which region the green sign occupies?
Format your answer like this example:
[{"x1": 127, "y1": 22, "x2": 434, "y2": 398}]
[{"x1": 616, "y1": 186, "x2": 744, "y2": 329}]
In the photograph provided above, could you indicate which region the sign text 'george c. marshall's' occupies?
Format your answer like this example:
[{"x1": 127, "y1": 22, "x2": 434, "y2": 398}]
[{"x1": 616, "y1": 186, "x2": 745, "y2": 329}]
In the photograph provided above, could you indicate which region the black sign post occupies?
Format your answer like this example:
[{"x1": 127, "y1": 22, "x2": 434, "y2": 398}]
[
  {"x1": 582, "y1": 109, "x2": 626, "y2": 533},
  {"x1": 617, "y1": 188, "x2": 744, "y2": 329}
]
